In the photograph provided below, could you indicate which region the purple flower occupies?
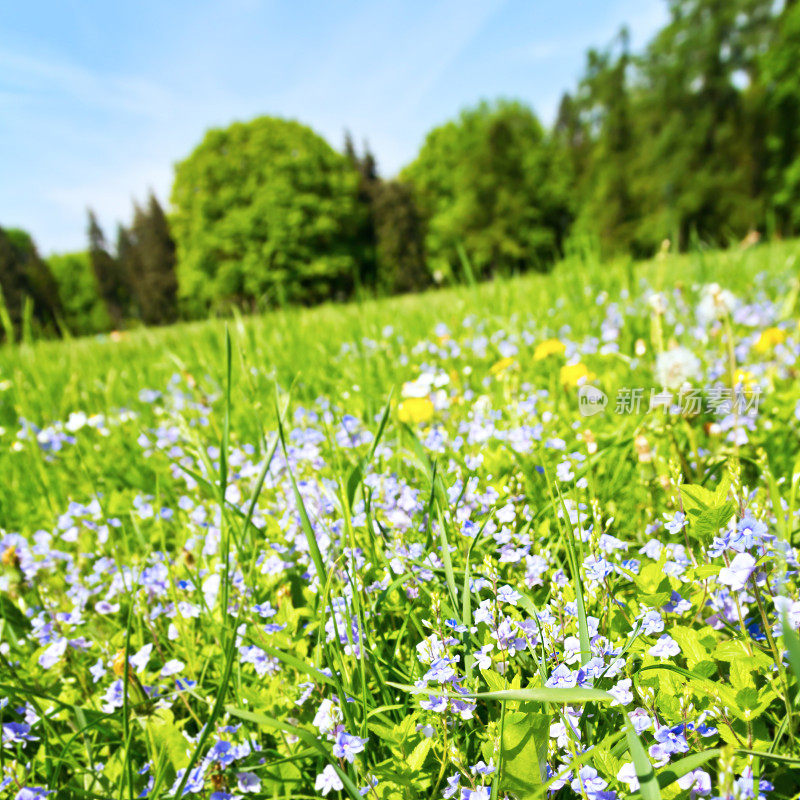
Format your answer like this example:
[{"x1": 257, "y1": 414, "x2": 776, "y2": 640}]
[
  {"x1": 38, "y1": 638, "x2": 67, "y2": 670},
  {"x1": 608, "y1": 678, "x2": 633, "y2": 706},
  {"x1": 236, "y1": 772, "x2": 261, "y2": 793},
  {"x1": 332, "y1": 730, "x2": 368, "y2": 763},
  {"x1": 678, "y1": 769, "x2": 712, "y2": 797},
  {"x1": 420, "y1": 695, "x2": 448, "y2": 713},
  {"x1": 207, "y1": 740, "x2": 235, "y2": 766},
  {"x1": 648, "y1": 634, "x2": 681, "y2": 659},
  {"x1": 731, "y1": 515, "x2": 771, "y2": 552},
  {"x1": 546, "y1": 663, "x2": 577, "y2": 688},
  {"x1": 496, "y1": 585, "x2": 521, "y2": 605},
  {"x1": 460, "y1": 788, "x2": 491, "y2": 800},
  {"x1": 443, "y1": 774, "x2": 460, "y2": 799},
  {"x1": 570, "y1": 766, "x2": 608, "y2": 798},
  {"x1": 664, "y1": 512, "x2": 686, "y2": 535},
  {"x1": 640, "y1": 610, "x2": 664, "y2": 635},
  {"x1": 583, "y1": 555, "x2": 614, "y2": 582},
  {"x1": 3, "y1": 722, "x2": 38, "y2": 744},
  {"x1": 15, "y1": 789, "x2": 50, "y2": 800},
  {"x1": 160, "y1": 659, "x2": 185, "y2": 677}
]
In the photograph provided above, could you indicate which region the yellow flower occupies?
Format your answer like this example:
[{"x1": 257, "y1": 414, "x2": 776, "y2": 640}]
[
  {"x1": 1, "y1": 545, "x2": 18, "y2": 567},
  {"x1": 534, "y1": 338, "x2": 565, "y2": 361},
  {"x1": 398, "y1": 397, "x2": 435, "y2": 425},
  {"x1": 112, "y1": 650, "x2": 127, "y2": 677},
  {"x1": 560, "y1": 362, "x2": 595, "y2": 387},
  {"x1": 489, "y1": 356, "x2": 515, "y2": 376},
  {"x1": 733, "y1": 369, "x2": 757, "y2": 391},
  {"x1": 753, "y1": 327, "x2": 785, "y2": 354}
]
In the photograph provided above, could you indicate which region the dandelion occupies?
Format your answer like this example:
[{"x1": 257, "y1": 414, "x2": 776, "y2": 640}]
[
  {"x1": 533, "y1": 338, "x2": 565, "y2": 360},
  {"x1": 489, "y1": 356, "x2": 515, "y2": 375},
  {"x1": 697, "y1": 283, "x2": 736, "y2": 324},
  {"x1": 559, "y1": 362, "x2": 595, "y2": 388},
  {"x1": 655, "y1": 346, "x2": 700, "y2": 390},
  {"x1": 398, "y1": 397, "x2": 435, "y2": 425},
  {"x1": 753, "y1": 326, "x2": 786, "y2": 353}
]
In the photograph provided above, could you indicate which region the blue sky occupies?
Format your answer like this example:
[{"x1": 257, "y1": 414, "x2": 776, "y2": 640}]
[{"x1": 0, "y1": 0, "x2": 667, "y2": 254}]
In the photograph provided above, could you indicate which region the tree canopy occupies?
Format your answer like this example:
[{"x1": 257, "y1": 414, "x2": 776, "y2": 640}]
[
  {"x1": 171, "y1": 116, "x2": 365, "y2": 312},
  {"x1": 401, "y1": 100, "x2": 570, "y2": 279}
]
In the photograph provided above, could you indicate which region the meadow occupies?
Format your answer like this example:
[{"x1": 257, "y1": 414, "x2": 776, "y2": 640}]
[{"x1": 1, "y1": 241, "x2": 800, "y2": 799}]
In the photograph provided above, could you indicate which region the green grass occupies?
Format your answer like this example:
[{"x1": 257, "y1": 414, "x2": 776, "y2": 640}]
[{"x1": 1, "y1": 239, "x2": 800, "y2": 799}]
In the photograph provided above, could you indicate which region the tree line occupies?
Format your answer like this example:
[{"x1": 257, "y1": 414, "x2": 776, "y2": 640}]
[{"x1": 2, "y1": 0, "x2": 799, "y2": 339}]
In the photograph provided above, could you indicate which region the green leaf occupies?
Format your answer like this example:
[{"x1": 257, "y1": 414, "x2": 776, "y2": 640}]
[
  {"x1": 625, "y1": 717, "x2": 661, "y2": 800},
  {"x1": 407, "y1": 737, "x2": 433, "y2": 771},
  {"x1": 650, "y1": 749, "x2": 721, "y2": 792},
  {"x1": 389, "y1": 682, "x2": 612, "y2": 704},
  {"x1": 782, "y1": 611, "x2": 800, "y2": 693},
  {"x1": 226, "y1": 706, "x2": 363, "y2": 800},
  {"x1": 680, "y1": 484, "x2": 716, "y2": 517},
  {"x1": 694, "y1": 501, "x2": 735, "y2": 540},
  {"x1": 144, "y1": 708, "x2": 188, "y2": 771},
  {"x1": 500, "y1": 711, "x2": 549, "y2": 798}
]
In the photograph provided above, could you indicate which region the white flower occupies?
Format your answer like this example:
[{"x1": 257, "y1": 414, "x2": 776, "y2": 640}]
[
  {"x1": 315, "y1": 764, "x2": 343, "y2": 796},
  {"x1": 697, "y1": 283, "x2": 736, "y2": 324},
  {"x1": 655, "y1": 347, "x2": 701, "y2": 390},
  {"x1": 401, "y1": 374, "x2": 435, "y2": 398},
  {"x1": 312, "y1": 699, "x2": 341, "y2": 734}
]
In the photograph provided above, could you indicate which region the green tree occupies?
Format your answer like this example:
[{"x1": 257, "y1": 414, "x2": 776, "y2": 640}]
[
  {"x1": 570, "y1": 31, "x2": 641, "y2": 254},
  {"x1": 401, "y1": 100, "x2": 569, "y2": 279},
  {"x1": 344, "y1": 136, "x2": 429, "y2": 295},
  {"x1": 171, "y1": 116, "x2": 365, "y2": 311},
  {"x1": 371, "y1": 179, "x2": 430, "y2": 294},
  {"x1": 116, "y1": 224, "x2": 141, "y2": 318},
  {"x1": 129, "y1": 194, "x2": 178, "y2": 325},
  {"x1": 632, "y1": 0, "x2": 775, "y2": 250},
  {"x1": 344, "y1": 132, "x2": 379, "y2": 288},
  {"x1": 0, "y1": 227, "x2": 62, "y2": 340},
  {"x1": 88, "y1": 211, "x2": 130, "y2": 328},
  {"x1": 47, "y1": 251, "x2": 110, "y2": 335},
  {"x1": 760, "y1": 0, "x2": 800, "y2": 235}
]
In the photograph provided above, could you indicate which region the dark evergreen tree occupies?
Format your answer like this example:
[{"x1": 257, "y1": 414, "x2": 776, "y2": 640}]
[
  {"x1": 344, "y1": 133, "x2": 379, "y2": 288},
  {"x1": 115, "y1": 224, "x2": 141, "y2": 318},
  {"x1": 0, "y1": 226, "x2": 62, "y2": 340},
  {"x1": 88, "y1": 211, "x2": 129, "y2": 328},
  {"x1": 572, "y1": 31, "x2": 640, "y2": 254},
  {"x1": 129, "y1": 194, "x2": 178, "y2": 325},
  {"x1": 371, "y1": 180, "x2": 430, "y2": 294}
]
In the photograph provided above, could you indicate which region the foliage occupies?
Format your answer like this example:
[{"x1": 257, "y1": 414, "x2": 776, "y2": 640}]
[
  {"x1": 402, "y1": 100, "x2": 570, "y2": 279},
  {"x1": 345, "y1": 136, "x2": 430, "y2": 295},
  {"x1": 371, "y1": 179, "x2": 430, "y2": 294},
  {"x1": 0, "y1": 226, "x2": 62, "y2": 341},
  {"x1": 47, "y1": 250, "x2": 110, "y2": 335},
  {"x1": 171, "y1": 116, "x2": 365, "y2": 313},
  {"x1": 129, "y1": 194, "x2": 179, "y2": 326},
  {"x1": 556, "y1": 0, "x2": 787, "y2": 255},
  {"x1": 88, "y1": 211, "x2": 132, "y2": 329},
  {"x1": 1, "y1": 241, "x2": 800, "y2": 798},
  {"x1": 760, "y1": 0, "x2": 800, "y2": 235}
]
